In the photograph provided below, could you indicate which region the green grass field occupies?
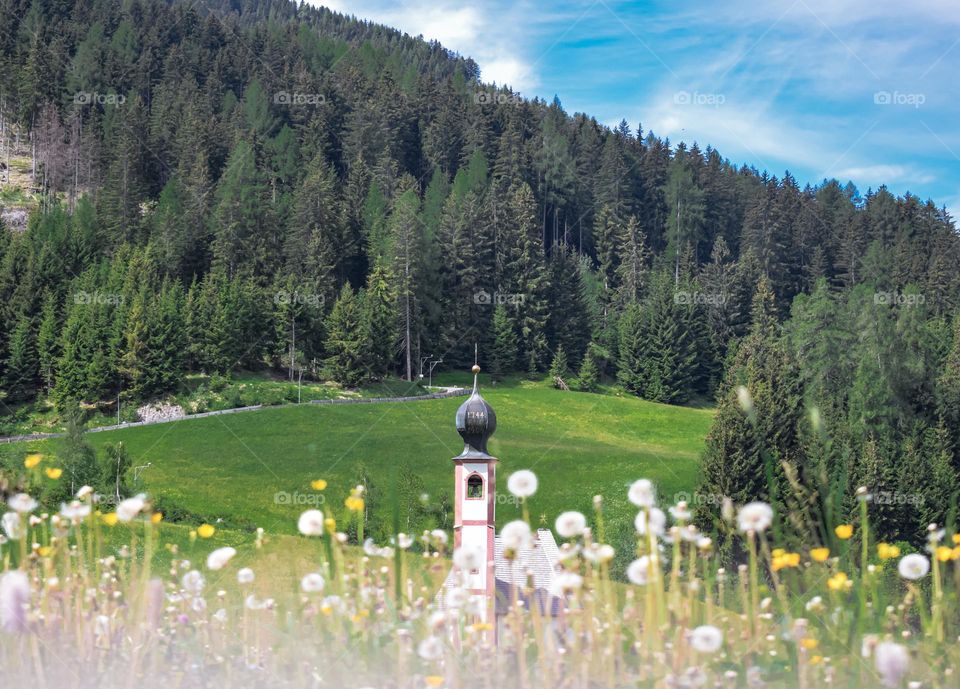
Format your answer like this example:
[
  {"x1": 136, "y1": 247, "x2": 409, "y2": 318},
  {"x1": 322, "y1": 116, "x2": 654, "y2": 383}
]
[{"x1": 7, "y1": 376, "x2": 714, "y2": 564}]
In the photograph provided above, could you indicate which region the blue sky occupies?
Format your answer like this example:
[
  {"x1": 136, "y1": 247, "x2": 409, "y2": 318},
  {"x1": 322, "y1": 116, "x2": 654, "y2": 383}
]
[{"x1": 318, "y1": 0, "x2": 960, "y2": 217}]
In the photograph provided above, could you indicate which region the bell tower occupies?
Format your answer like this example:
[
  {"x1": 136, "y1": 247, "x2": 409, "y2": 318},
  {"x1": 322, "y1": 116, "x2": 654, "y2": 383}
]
[{"x1": 453, "y1": 364, "x2": 497, "y2": 608}]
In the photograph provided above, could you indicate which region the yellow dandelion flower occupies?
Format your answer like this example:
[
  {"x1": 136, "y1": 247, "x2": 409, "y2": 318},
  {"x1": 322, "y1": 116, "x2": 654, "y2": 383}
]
[
  {"x1": 320, "y1": 605, "x2": 333, "y2": 616},
  {"x1": 425, "y1": 677, "x2": 445, "y2": 688},
  {"x1": 311, "y1": 479, "x2": 328, "y2": 491},
  {"x1": 827, "y1": 572, "x2": 848, "y2": 592},
  {"x1": 809, "y1": 655, "x2": 823, "y2": 665},
  {"x1": 834, "y1": 524, "x2": 853, "y2": 540},
  {"x1": 935, "y1": 546, "x2": 955, "y2": 562},
  {"x1": 345, "y1": 496, "x2": 365, "y2": 512},
  {"x1": 324, "y1": 517, "x2": 337, "y2": 532},
  {"x1": 469, "y1": 622, "x2": 493, "y2": 632},
  {"x1": 38, "y1": 546, "x2": 53, "y2": 557},
  {"x1": 151, "y1": 512, "x2": 164, "y2": 524},
  {"x1": 810, "y1": 547, "x2": 830, "y2": 562},
  {"x1": 45, "y1": 467, "x2": 63, "y2": 479},
  {"x1": 24, "y1": 453, "x2": 43, "y2": 469},
  {"x1": 772, "y1": 548, "x2": 786, "y2": 558},
  {"x1": 877, "y1": 543, "x2": 900, "y2": 560},
  {"x1": 197, "y1": 524, "x2": 216, "y2": 538},
  {"x1": 953, "y1": 534, "x2": 960, "y2": 546},
  {"x1": 102, "y1": 513, "x2": 119, "y2": 526},
  {"x1": 801, "y1": 638, "x2": 819, "y2": 650}
]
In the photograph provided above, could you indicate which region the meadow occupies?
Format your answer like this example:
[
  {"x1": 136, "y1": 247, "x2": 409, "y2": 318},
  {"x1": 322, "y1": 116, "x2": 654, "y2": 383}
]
[{"x1": 5, "y1": 376, "x2": 715, "y2": 568}]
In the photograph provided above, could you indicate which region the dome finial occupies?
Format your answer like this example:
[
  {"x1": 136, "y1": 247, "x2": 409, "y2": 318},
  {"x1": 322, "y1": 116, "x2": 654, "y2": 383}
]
[{"x1": 455, "y1": 365, "x2": 496, "y2": 459}]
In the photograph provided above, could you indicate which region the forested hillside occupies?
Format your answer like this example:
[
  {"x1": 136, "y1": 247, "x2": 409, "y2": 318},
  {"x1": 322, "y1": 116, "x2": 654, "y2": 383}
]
[{"x1": 1, "y1": 0, "x2": 959, "y2": 542}]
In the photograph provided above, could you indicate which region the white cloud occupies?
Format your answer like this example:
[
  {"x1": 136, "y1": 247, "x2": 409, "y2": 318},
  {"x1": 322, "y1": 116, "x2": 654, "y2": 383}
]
[{"x1": 310, "y1": 0, "x2": 540, "y2": 91}]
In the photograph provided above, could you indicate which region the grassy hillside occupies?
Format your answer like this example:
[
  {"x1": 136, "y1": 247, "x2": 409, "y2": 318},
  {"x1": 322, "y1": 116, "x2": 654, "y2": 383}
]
[{"x1": 8, "y1": 377, "x2": 714, "y2": 561}]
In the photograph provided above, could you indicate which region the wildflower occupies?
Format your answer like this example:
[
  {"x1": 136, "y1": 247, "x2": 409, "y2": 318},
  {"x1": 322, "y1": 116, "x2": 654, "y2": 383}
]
[
  {"x1": 953, "y1": 534, "x2": 960, "y2": 546},
  {"x1": 445, "y1": 587, "x2": 467, "y2": 608},
  {"x1": 430, "y1": 529, "x2": 449, "y2": 546},
  {"x1": 835, "y1": 524, "x2": 854, "y2": 540},
  {"x1": 396, "y1": 533, "x2": 413, "y2": 549},
  {"x1": 874, "y1": 641, "x2": 910, "y2": 688},
  {"x1": 196, "y1": 523, "x2": 216, "y2": 538},
  {"x1": 737, "y1": 502, "x2": 773, "y2": 533},
  {"x1": 324, "y1": 517, "x2": 336, "y2": 532},
  {"x1": 805, "y1": 596, "x2": 824, "y2": 613},
  {"x1": 721, "y1": 497, "x2": 734, "y2": 523},
  {"x1": 453, "y1": 546, "x2": 483, "y2": 572},
  {"x1": 935, "y1": 546, "x2": 955, "y2": 562},
  {"x1": 237, "y1": 568, "x2": 255, "y2": 585},
  {"x1": 310, "y1": 479, "x2": 328, "y2": 490},
  {"x1": 628, "y1": 479, "x2": 656, "y2": 507},
  {"x1": 102, "y1": 512, "x2": 119, "y2": 526},
  {"x1": 627, "y1": 556, "x2": 653, "y2": 585},
  {"x1": 583, "y1": 543, "x2": 615, "y2": 564},
  {"x1": 669, "y1": 501, "x2": 692, "y2": 522},
  {"x1": 45, "y1": 467, "x2": 63, "y2": 480},
  {"x1": 827, "y1": 572, "x2": 848, "y2": 592},
  {"x1": 500, "y1": 520, "x2": 533, "y2": 551},
  {"x1": 507, "y1": 470, "x2": 538, "y2": 498},
  {"x1": 1, "y1": 513, "x2": 21, "y2": 540},
  {"x1": 245, "y1": 594, "x2": 268, "y2": 610},
  {"x1": 60, "y1": 501, "x2": 91, "y2": 522},
  {"x1": 151, "y1": 512, "x2": 163, "y2": 524},
  {"x1": 898, "y1": 553, "x2": 930, "y2": 580},
  {"x1": 24, "y1": 454, "x2": 42, "y2": 469},
  {"x1": 810, "y1": 547, "x2": 830, "y2": 562},
  {"x1": 550, "y1": 572, "x2": 583, "y2": 596},
  {"x1": 116, "y1": 494, "x2": 147, "y2": 522},
  {"x1": 344, "y1": 496, "x2": 365, "y2": 512},
  {"x1": 76, "y1": 485, "x2": 93, "y2": 499},
  {"x1": 801, "y1": 638, "x2": 819, "y2": 650},
  {"x1": 555, "y1": 511, "x2": 586, "y2": 538},
  {"x1": 8, "y1": 494, "x2": 38, "y2": 514},
  {"x1": 300, "y1": 573, "x2": 325, "y2": 593},
  {"x1": 0, "y1": 570, "x2": 29, "y2": 633},
  {"x1": 772, "y1": 551, "x2": 801, "y2": 571},
  {"x1": 418, "y1": 636, "x2": 444, "y2": 661},
  {"x1": 689, "y1": 624, "x2": 723, "y2": 653},
  {"x1": 212, "y1": 608, "x2": 228, "y2": 623},
  {"x1": 736, "y1": 386, "x2": 753, "y2": 414},
  {"x1": 206, "y1": 546, "x2": 237, "y2": 570},
  {"x1": 878, "y1": 543, "x2": 900, "y2": 560},
  {"x1": 634, "y1": 508, "x2": 666, "y2": 537},
  {"x1": 298, "y1": 509, "x2": 325, "y2": 536},
  {"x1": 425, "y1": 677, "x2": 445, "y2": 687},
  {"x1": 181, "y1": 570, "x2": 205, "y2": 595}
]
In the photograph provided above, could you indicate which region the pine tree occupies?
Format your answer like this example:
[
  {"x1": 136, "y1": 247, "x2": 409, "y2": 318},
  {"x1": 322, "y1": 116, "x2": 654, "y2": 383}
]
[
  {"x1": 364, "y1": 262, "x2": 398, "y2": 381},
  {"x1": 36, "y1": 295, "x2": 59, "y2": 394},
  {"x1": 549, "y1": 345, "x2": 569, "y2": 389},
  {"x1": 696, "y1": 277, "x2": 804, "y2": 542},
  {"x1": 2, "y1": 313, "x2": 38, "y2": 402},
  {"x1": 576, "y1": 348, "x2": 600, "y2": 392},
  {"x1": 324, "y1": 284, "x2": 367, "y2": 388},
  {"x1": 489, "y1": 304, "x2": 517, "y2": 380}
]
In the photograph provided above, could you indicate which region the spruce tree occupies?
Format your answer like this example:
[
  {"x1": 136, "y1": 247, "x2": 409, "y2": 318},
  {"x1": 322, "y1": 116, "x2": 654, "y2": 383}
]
[
  {"x1": 549, "y1": 345, "x2": 569, "y2": 389},
  {"x1": 2, "y1": 313, "x2": 38, "y2": 402},
  {"x1": 490, "y1": 304, "x2": 517, "y2": 381},
  {"x1": 324, "y1": 284, "x2": 367, "y2": 388},
  {"x1": 576, "y1": 349, "x2": 600, "y2": 392}
]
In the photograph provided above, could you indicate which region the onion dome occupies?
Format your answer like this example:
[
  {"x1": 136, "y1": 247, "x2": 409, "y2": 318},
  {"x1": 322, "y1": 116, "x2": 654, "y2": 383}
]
[{"x1": 454, "y1": 365, "x2": 497, "y2": 459}]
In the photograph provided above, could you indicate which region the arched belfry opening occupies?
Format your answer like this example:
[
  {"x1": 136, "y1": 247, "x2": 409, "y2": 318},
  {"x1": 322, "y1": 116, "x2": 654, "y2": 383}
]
[{"x1": 466, "y1": 473, "x2": 484, "y2": 499}]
